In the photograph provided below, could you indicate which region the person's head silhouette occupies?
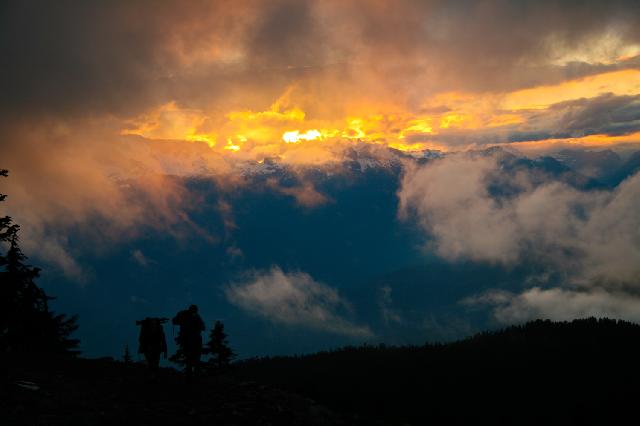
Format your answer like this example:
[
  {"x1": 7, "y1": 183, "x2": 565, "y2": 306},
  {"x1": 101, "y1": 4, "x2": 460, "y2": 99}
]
[{"x1": 189, "y1": 304, "x2": 198, "y2": 314}]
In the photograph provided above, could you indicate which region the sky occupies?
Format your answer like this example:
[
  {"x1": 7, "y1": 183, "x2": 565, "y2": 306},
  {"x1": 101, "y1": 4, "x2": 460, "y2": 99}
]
[{"x1": 2, "y1": 0, "x2": 640, "y2": 358}]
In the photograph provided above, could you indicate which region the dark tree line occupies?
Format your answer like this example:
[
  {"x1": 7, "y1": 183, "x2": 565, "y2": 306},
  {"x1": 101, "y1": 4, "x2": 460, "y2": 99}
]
[
  {"x1": 1, "y1": 169, "x2": 79, "y2": 362},
  {"x1": 232, "y1": 318, "x2": 640, "y2": 425}
]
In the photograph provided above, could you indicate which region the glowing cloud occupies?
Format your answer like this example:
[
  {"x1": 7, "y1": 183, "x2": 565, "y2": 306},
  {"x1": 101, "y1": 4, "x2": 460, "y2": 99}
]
[
  {"x1": 3, "y1": 0, "x2": 640, "y2": 281},
  {"x1": 503, "y1": 70, "x2": 640, "y2": 111}
]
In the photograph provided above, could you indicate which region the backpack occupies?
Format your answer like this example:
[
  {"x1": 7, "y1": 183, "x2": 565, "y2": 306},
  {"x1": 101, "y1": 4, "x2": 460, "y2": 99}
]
[{"x1": 137, "y1": 317, "x2": 168, "y2": 354}]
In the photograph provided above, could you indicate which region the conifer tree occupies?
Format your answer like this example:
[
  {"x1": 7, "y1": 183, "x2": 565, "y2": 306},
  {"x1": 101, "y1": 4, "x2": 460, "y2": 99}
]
[
  {"x1": 123, "y1": 344, "x2": 132, "y2": 364},
  {"x1": 205, "y1": 320, "x2": 235, "y2": 368},
  {"x1": 0, "y1": 169, "x2": 79, "y2": 358}
]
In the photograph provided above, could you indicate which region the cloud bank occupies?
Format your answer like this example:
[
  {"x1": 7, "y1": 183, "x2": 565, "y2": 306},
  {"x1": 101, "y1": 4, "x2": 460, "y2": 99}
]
[
  {"x1": 2, "y1": 0, "x2": 640, "y2": 286},
  {"x1": 399, "y1": 153, "x2": 640, "y2": 321}
]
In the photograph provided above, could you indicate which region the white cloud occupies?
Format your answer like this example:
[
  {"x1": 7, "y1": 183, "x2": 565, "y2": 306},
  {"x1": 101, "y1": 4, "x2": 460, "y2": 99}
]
[
  {"x1": 398, "y1": 153, "x2": 640, "y2": 287},
  {"x1": 465, "y1": 288, "x2": 640, "y2": 324},
  {"x1": 399, "y1": 155, "x2": 520, "y2": 264},
  {"x1": 225, "y1": 266, "x2": 372, "y2": 337},
  {"x1": 400, "y1": 153, "x2": 640, "y2": 322}
]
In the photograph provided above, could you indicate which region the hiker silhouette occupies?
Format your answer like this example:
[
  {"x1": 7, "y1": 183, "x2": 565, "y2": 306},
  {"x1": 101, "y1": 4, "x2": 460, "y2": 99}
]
[
  {"x1": 172, "y1": 305, "x2": 205, "y2": 380},
  {"x1": 136, "y1": 317, "x2": 168, "y2": 377}
]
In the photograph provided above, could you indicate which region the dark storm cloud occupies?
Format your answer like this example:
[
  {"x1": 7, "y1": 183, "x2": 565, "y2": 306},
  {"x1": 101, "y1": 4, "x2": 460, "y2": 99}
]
[
  {"x1": 0, "y1": 0, "x2": 316, "y2": 117},
  {"x1": 414, "y1": 93, "x2": 640, "y2": 147},
  {"x1": 3, "y1": 0, "x2": 640, "y2": 119},
  {"x1": 0, "y1": 1, "x2": 175, "y2": 116},
  {"x1": 505, "y1": 94, "x2": 640, "y2": 143},
  {"x1": 551, "y1": 94, "x2": 640, "y2": 136},
  {"x1": 332, "y1": 0, "x2": 640, "y2": 95},
  {"x1": 247, "y1": 0, "x2": 326, "y2": 67}
]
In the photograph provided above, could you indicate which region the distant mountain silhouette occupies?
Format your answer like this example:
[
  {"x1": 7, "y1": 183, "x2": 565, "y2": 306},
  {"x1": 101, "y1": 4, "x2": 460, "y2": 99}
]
[
  {"x1": 553, "y1": 149, "x2": 623, "y2": 182},
  {"x1": 551, "y1": 148, "x2": 640, "y2": 187},
  {"x1": 609, "y1": 150, "x2": 640, "y2": 185}
]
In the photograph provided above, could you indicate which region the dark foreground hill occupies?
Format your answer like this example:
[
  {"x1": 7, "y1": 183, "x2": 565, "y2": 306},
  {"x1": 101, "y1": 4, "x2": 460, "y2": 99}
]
[
  {"x1": 2, "y1": 358, "x2": 350, "y2": 426},
  {"x1": 4, "y1": 318, "x2": 640, "y2": 425},
  {"x1": 232, "y1": 318, "x2": 640, "y2": 425}
]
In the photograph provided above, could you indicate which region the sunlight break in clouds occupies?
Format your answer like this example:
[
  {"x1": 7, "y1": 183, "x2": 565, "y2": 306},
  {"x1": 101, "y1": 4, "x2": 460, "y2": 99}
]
[
  {"x1": 225, "y1": 267, "x2": 372, "y2": 337},
  {"x1": 2, "y1": 0, "x2": 640, "y2": 279}
]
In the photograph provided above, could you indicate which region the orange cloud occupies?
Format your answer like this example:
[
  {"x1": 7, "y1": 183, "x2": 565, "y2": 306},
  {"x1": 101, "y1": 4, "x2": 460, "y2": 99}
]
[
  {"x1": 502, "y1": 69, "x2": 640, "y2": 111},
  {"x1": 4, "y1": 0, "x2": 640, "y2": 281},
  {"x1": 505, "y1": 131, "x2": 640, "y2": 155},
  {"x1": 119, "y1": 66, "x2": 640, "y2": 159}
]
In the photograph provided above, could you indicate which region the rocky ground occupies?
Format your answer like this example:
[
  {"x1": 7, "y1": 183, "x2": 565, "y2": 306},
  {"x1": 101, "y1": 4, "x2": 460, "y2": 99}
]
[{"x1": 2, "y1": 358, "x2": 354, "y2": 426}]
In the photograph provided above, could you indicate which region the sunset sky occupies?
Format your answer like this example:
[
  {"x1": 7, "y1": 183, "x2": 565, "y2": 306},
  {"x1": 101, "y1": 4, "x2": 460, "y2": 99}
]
[{"x1": 2, "y1": 1, "x2": 640, "y2": 357}]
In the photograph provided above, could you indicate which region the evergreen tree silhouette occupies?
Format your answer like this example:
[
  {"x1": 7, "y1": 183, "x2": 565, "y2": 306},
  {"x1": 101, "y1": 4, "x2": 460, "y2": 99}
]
[
  {"x1": 123, "y1": 344, "x2": 132, "y2": 364},
  {"x1": 205, "y1": 320, "x2": 235, "y2": 368},
  {"x1": 0, "y1": 169, "x2": 79, "y2": 359}
]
